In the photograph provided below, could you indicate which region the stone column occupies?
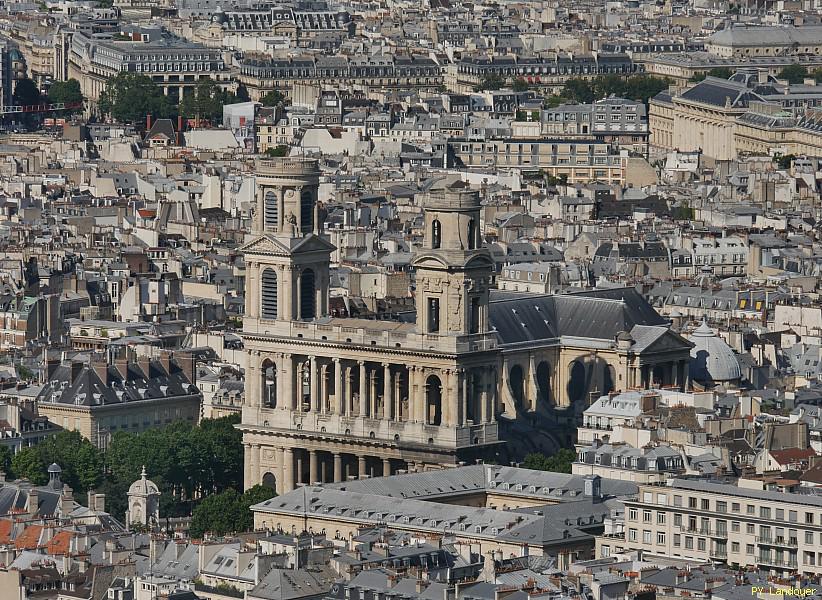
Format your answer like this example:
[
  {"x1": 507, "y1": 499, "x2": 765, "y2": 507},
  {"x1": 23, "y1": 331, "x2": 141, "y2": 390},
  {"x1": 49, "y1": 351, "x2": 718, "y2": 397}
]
[
  {"x1": 282, "y1": 265, "x2": 293, "y2": 321},
  {"x1": 394, "y1": 369, "x2": 402, "y2": 421},
  {"x1": 358, "y1": 361, "x2": 367, "y2": 417},
  {"x1": 358, "y1": 455, "x2": 367, "y2": 478},
  {"x1": 283, "y1": 354, "x2": 295, "y2": 410},
  {"x1": 309, "y1": 450, "x2": 319, "y2": 484},
  {"x1": 369, "y1": 370, "x2": 378, "y2": 418},
  {"x1": 295, "y1": 271, "x2": 302, "y2": 321},
  {"x1": 309, "y1": 356, "x2": 318, "y2": 412},
  {"x1": 443, "y1": 369, "x2": 454, "y2": 426},
  {"x1": 459, "y1": 368, "x2": 468, "y2": 426},
  {"x1": 296, "y1": 360, "x2": 305, "y2": 412},
  {"x1": 295, "y1": 452, "x2": 304, "y2": 486},
  {"x1": 244, "y1": 443, "x2": 253, "y2": 490},
  {"x1": 333, "y1": 358, "x2": 343, "y2": 415},
  {"x1": 382, "y1": 458, "x2": 391, "y2": 477},
  {"x1": 408, "y1": 366, "x2": 417, "y2": 422},
  {"x1": 478, "y1": 370, "x2": 488, "y2": 424},
  {"x1": 333, "y1": 453, "x2": 342, "y2": 482},
  {"x1": 276, "y1": 447, "x2": 285, "y2": 495},
  {"x1": 382, "y1": 363, "x2": 392, "y2": 420},
  {"x1": 320, "y1": 363, "x2": 329, "y2": 413},
  {"x1": 282, "y1": 448, "x2": 294, "y2": 493}
]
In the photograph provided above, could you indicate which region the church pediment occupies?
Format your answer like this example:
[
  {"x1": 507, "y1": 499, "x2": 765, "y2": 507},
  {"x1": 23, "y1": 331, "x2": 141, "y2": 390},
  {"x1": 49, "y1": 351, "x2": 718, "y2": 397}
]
[
  {"x1": 631, "y1": 326, "x2": 694, "y2": 354},
  {"x1": 291, "y1": 234, "x2": 337, "y2": 255},
  {"x1": 238, "y1": 234, "x2": 292, "y2": 256}
]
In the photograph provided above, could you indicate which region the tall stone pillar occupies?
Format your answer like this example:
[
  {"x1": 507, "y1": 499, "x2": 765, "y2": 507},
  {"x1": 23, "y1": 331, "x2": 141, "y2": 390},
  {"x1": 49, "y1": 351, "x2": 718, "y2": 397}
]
[
  {"x1": 282, "y1": 448, "x2": 294, "y2": 493},
  {"x1": 358, "y1": 361, "x2": 367, "y2": 416},
  {"x1": 320, "y1": 363, "x2": 329, "y2": 413},
  {"x1": 358, "y1": 455, "x2": 367, "y2": 478},
  {"x1": 408, "y1": 366, "x2": 418, "y2": 422},
  {"x1": 333, "y1": 358, "x2": 343, "y2": 415},
  {"x1": 276, "y1": 447, "x2": 285, "y2": 495},
  {"x1": 243, "y1": 443, "x2": 253, "y2": 490},
  {"x1": 283, "y1": 354, "x2": 296, "y2": 410},
  {"x1": 369, "y1": 370, "x2": 378, "y2": 418},
  {"x1": 309, "y1": 450, "x2": 319, "y2": 484},
  {"x1": 333, "y1": 453, "x2": 342, "y2": 482},
  {"x1": 382, "y1": 363, "x2": 392, "y2": 420},
  {"x1": 295, "y1": 452, "x2": 304, "y2": 485},
  {"x1": 394, "y1": 370, "x2": 402, "y2": 421},
  {"x1": 382, "y1": 458, "x2": 391, "y2": 477},
  {"x1": 309, "y1": 356, "x2": 318, "y2": 412}
]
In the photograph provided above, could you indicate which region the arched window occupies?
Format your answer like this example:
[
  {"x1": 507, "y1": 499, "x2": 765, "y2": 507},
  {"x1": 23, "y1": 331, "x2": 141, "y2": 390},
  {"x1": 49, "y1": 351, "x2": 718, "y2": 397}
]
[
  {"x1": 300, "y1": 189, "x2": 314, "y2": 234},
  {"x1": 300, "y1": 268, "x2": 316, "y2": 319},
  {"x1": 264, "y1": 190, "x2": 278, "y2": 231},
  {"x1": 431, "y1": 219, "x2": 442, "y2": 249},
  {"x1": 261, "y1": 268, "x2": 278, "y2": 319},
  {"x1": 467, "y1": 218, "x2": 477, "y2": 250}
]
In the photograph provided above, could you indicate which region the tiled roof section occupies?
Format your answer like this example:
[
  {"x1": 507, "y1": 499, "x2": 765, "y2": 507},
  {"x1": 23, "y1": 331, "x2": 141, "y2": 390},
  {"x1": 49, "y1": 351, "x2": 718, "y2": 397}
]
[
  {"x1": 0, "y1": 519, "x2": 12, "y2": 543},
  {"x1": 46, "y1": 530, "x2": 73, "y2": 555},
  {"x1": 15, "y1": 524, "x2": 43, "y2": 550},
  {"x1": 769, "y1": 448, "x2": 817, "y2": 465}
]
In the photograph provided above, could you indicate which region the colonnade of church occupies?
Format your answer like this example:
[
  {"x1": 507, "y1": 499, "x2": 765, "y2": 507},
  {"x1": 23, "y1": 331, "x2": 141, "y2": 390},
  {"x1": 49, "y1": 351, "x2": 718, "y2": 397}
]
[{"x1": 247, "y1": 354, "x2": 497, "y2": 428}]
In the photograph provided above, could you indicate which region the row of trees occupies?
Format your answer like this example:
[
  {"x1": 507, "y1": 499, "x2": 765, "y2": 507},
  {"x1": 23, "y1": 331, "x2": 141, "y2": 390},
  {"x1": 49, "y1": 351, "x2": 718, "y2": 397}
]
[
  {"x1": 97, "y1": 74, "x2": 285, "y2": 124},
  {"x1": 560, "y1": 75, "x2": 671, "y2": 105},
  {"x1": 7, "y1": 415, "x2": 256, "y2": 534},
  {"x1": 12, "y1": 77, "x2": 84, "y2": 109}
]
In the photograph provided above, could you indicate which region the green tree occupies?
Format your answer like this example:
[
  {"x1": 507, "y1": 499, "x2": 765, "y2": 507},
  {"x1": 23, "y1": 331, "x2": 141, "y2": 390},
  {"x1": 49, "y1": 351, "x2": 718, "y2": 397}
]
[
  {"x1": 265, "y1": 145, "x2": 289, "y2": 157},
  {"x1": 522, "y1": 448, "x2": 576, "y2": 473},
  {"x1": 774, "y1": 153, "x2": 796, "y2": 170},
  {"x1": 35, "y1": 431, "x2": 103, "y2": 495},
  {"x1": 690, "y1": 68, "x2": 736, "y2": 83},
  {"x1": 48, "y1": 79, "x2": 83, "y2": 105},
  {"x1": 11, "y1": 447, "x2": 47, "y2": 484},
  {"x1": 474, "y1": 74, "x2": 505, "y2": 92},
  {"x1": 259, "y1": 90, "x2": 285, "y2": 106},
  {"x1": 179, "y1": 78, "x2": 232, "y2": 123},
  {"x1": 562, "y1": 79, "x2": 595, "y2": 103},
  {"x1": 778, "y1": 64, "x2": 808, "y2": 84},
  {"x1": 189, "y1": 485, "x2": 276, "y2": 538},
  {"x1": 98, "y1": 73, "x2": 173, "y2": 123},
  {"x1": 0, "y1": 446, "x2": 12, "y2": 476},
  {"x1": 13, "y1": 78, "x2": 41, "y2": 107},
  {"x1": 511, "y1": 78, "x2": 529, "y2": 92},
  {"x1": 235, "y1": 83, "x2": 251, "y2": 103}
]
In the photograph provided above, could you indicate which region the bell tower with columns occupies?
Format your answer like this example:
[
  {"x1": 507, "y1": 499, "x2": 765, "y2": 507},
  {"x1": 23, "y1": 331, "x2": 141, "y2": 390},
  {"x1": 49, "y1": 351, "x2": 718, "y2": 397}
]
[
  {"x1": 242, "y1": 157, "x2": 334, "y2": 326},
  {"x1": 412, "y1": 183, "x2": 492, "y2": 338}
]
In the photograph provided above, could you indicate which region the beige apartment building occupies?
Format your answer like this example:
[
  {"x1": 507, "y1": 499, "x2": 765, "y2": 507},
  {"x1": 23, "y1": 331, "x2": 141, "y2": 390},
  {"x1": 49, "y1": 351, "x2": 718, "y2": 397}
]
[
  {"x1": 604, "y1": 479, "x2": 822, "y2": 577},
  {"x1": 447, "y1": 139, "x2": 627, "y2": 186}
]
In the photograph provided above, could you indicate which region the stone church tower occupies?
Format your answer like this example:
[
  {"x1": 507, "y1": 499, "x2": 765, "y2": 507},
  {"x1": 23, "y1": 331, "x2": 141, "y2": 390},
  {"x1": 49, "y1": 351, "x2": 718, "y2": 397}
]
[{"x1": 239, "y1": 160, "x2": 501, "y2": 494}]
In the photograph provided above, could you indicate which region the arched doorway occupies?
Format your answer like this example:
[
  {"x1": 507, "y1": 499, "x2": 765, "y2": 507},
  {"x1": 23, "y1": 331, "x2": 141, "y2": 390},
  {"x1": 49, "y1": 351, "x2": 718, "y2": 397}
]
[
  {"x1": 603, "y1": 365, "x2": 616, "y2": 395},
  {"x1": 509, "y1": 365, "x2": 525, "y2": 411},
  {"x1": 262, "y1": 472, "x2": 277, "y2": 490},
  {"x1": 300, "y1": 268, "x2": 316, "y2": 319},
  {"x1": 536, "y1": 361, "x2": 552, "y2": 407},
  {"x1": 261, "y1": 268, "x2": 278, "y2": 320},
  {"x1": 567, "y1": 360, "x2": 587, "y2": 404},
  {"x1": 425, "y1": 374, "x2": 442, "y2": 425}
]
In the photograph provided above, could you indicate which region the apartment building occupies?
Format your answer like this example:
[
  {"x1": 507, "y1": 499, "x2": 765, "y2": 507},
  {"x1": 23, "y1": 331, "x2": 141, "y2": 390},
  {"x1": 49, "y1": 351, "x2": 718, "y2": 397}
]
[
  {"x1": 447, "y1": 138, "x2": 627, "y2": 185},
  {"x1": 68, "y1": 32, "x2": 226, "y2": 103},
  {"x1": 542, "y1": 98, "x2": 649, "y2": 156},
  {"x1": 452, "y1": 54, "x2": 636, "y2": 95},
  {"x1": 610, "y1": 479, "x2": 822, "y2": 576},
  {"x1": 238, "y1": 54, "x2": 442, "y2": 101}
]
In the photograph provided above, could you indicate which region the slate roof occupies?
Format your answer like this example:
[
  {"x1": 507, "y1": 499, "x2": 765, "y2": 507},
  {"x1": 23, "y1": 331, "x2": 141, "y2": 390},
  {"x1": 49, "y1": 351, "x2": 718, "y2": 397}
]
[
  {"x1": 248, "y1": 565, "x2": 337, "y2": 600},
  {"x1": 679, "y1": 77, "x2": 765, "y2": 109},
  {"x1": 488, "y1": 288, "x2": 668, "y2": 346}
]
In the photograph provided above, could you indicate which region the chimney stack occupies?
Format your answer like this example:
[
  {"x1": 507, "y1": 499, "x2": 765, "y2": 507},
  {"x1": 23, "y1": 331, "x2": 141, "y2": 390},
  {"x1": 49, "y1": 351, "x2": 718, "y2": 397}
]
[{"x1": 146, "y1": 114, "x2": 152, "y2": 131}]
